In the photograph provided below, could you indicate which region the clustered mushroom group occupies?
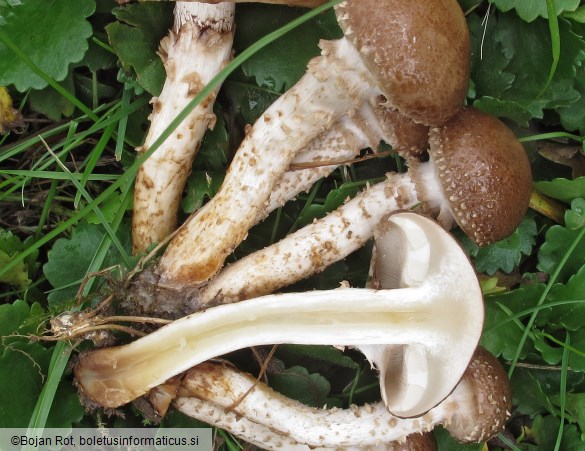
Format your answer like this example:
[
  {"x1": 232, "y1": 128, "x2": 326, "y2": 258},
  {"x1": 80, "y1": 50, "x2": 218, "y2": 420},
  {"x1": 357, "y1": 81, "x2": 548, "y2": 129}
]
[{"x1": 70, "y1": 0, "x2": 533, "y2": 449}]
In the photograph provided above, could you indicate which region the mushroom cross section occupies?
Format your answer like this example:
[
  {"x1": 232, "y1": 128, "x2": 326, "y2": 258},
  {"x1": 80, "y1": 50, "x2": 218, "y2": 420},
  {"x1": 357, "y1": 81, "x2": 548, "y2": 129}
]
[{"x1": 75, "y1": 212, "x2": 484, "y2": 418}]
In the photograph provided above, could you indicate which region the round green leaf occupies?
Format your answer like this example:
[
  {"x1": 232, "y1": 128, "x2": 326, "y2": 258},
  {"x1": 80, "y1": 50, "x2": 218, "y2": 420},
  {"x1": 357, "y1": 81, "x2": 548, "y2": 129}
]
[{"x1": 0, "y1": 0, "x2": 95, "y2": 91}]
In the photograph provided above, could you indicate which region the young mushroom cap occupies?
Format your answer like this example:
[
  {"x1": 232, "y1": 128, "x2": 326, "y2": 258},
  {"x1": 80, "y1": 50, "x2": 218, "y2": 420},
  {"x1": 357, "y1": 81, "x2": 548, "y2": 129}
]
[
  {"x1": 422, "y1": 106, "x2": 533, "y2": 245},
  {"x1": 336, "y1": 0, "x2": 470, "y2": 126},
  {"x1": 446, "y1": 346, "x2": 512, "y2": 443},
  {"x1": 75, "y1": 212, "x2": 483, "y2": 418}
]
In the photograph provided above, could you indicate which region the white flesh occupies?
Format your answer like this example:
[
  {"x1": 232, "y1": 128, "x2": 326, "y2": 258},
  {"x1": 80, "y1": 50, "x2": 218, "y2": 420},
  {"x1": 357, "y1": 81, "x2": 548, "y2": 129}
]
[
  {"x1": 157, "y1": 38, "x2": 381, "y2": 286},
  {"x1": 76, "y1": 213, "x2": 483, "y2": 418},
  {"x1": 132, "y1": 2, "x2": 235, "y2": 254}
]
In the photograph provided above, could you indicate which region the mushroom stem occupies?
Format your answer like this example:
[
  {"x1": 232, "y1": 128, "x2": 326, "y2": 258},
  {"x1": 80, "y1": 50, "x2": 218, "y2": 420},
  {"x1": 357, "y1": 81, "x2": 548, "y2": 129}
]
[
  {"x1": 192, "y1": 171, "x2": 422, "y2": 308},
  {"x1": 176, "y1": 392, "x2": 436, "y2": 450},
  {"x1": 267, "y1": 100, "x2": 428, "y2": 214},
  {"x1": 76, "y1": 213, "x2": 484, "y2": 418},
  {"x1": 153, "y1": 0, "x2": 470, "y2": 288},
  {"x1": 176, "y1": 347, "x2": 510, "y2": 446},
  {"x1": 129, "y1": 107, "x2": 529, "y2": 310},
  {"x1": 156, "y1": 37, "x2": 381, "y2": 287},
  {"x1": 132, "y1": 2, "x2": 235, "y2": 254}
]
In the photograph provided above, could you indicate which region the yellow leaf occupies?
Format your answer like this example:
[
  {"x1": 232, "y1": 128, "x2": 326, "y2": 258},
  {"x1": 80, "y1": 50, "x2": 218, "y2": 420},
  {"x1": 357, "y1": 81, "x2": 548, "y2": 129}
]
[{"x1": 0, "y1": 86, "x2": 24, "y2": 134}]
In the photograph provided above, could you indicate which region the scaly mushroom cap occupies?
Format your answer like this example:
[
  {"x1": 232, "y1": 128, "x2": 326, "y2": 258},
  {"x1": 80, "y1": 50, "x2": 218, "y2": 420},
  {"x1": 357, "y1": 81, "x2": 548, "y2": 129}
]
[
  {"x1": 448, "y1": 346, "x2": 512, "y2": 443},
  {"x1": 335, "y1": 0, "x2": 470, "y2": 126},
  {"x1": 428, "y1": 107, "x2": 533, "y2": 246}
]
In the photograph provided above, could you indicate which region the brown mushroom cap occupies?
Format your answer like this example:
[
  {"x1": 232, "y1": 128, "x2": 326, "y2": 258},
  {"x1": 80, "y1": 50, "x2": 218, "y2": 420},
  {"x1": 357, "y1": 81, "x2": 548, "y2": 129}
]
[
  {"x1": 374, "y1": 103, "x2": 430, "y2": 160},
  {"x1": 428, "y1": 107, "x2": 532, "y2": 246},
  {"x1": 393, "y1": 432, "x2": 438, "y2": 451},
  {"x1": 335, "y1": 0, "x2": 470, "y2": 126},
  {"x1": 448, "y1": 346, "x2": 512, "y2": 443}
]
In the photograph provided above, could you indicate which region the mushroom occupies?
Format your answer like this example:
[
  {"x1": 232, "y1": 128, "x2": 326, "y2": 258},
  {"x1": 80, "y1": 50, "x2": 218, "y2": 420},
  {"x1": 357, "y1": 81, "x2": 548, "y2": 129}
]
[
  {"x1": 76, "y1": 212, "x2": 484, "y2": 418},
  {"x1": 177, "y1": 387, "x2": 438, "y2": 450},
  {"x1": 175, "y1": 347, "x2": 510, "y2": 447},
  {"x1": 149, "y1": 0, "x2": 470, "y2": 288},
  {"x1": 116, "y1": 0, "x2": 328, "y2": 6},
  {"x1": 149, "y1": 106, "x2": 530, "y2": 310},
  {"x1": 132, "y1": 2, "x2": 235, "y2": 254}
]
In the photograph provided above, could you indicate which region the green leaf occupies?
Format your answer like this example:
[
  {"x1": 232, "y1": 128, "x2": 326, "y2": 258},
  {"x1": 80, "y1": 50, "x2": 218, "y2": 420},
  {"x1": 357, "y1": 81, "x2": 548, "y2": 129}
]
[
  {"x1": 528, "y1": 415, "x2": 583, "y2": 450},
  {"x1": 0, "y1": 301, "x2": 52, "y2": 428},
  {"x1": 566, "y1": 328, "x2": 585, "y2": 371},
  {"x1": 28, "y1": 73, "x2": 76, "y2": 121},
  {"x1": 538, "y1": 218, "x2": 585, "y2": 284},
  {"x1": 468, "y1": 14, "x2": 515, "y2": 98},
  {"x1": 561, "y1": 393, "x2": 585, "y2": 440},
  {"x1": 85, "y1": 191, "x2": 128, "y2": 225},
  {"x1": 106, "y1": 3, "x2": 173, "y2": 95},
  {"x1": 462, "y1": 215, "x2": 537, "y2": 275},
  {"x1": 193, "y1": 105, "x2": 229, "y2": 173},
  {"x1": 489, "y1": 0, "x2": 581, "y2": 22},
  {"x1": 482, "y1": 283, "x2": 545, "y2": 359},
  {"x1": 296, "y1": 181, "x2": 364, "y2": 228},
  {"x1": 43, "y1": 221, "x2": 132, "y2": 309},
  {"x1": 471, "y1": 13, "x2": 585, "y2": 126},
  {"x1": 276, "y1": 345, "x2": 360, "y2": 370},
  {"x1": 0, "y1": 0, "x2": 95, "y2": 91},
  {"x1": 563, "y1": 6, "x2": 585, "y2": 23},
  {"x1": 545, "y1": 265, "x2": 585, "y2": 330},
  {"x1": 44, "y1": 382, "x2": 85, "y2": 428},
  {"x1": 268, "y1": 365, "x2": 331, "y2": 408},
  {"x1": 511, "y1": 370, "x2": 559, "y2": 416},
  {"x1": 0, "y1": 228, "x2": 38, "y2": 289},
  {"x1": 565, "y1": 198, "x2": 585, "y2": 229},
  {"x1": 557, "y1": 58, "x2": 585, "y2": 134},
  {"x1": 181, "y1": 171, "x2": 223, "y2": 214},
  {"x1": 222, "y1": 79, "x2": 280, "y2": 126},
  {"x1": 235, "y1": 5, "x2": 342, "y2": 92},
  {"x1": 536, "y1": 178, "x2": 585, "y2": 203}
]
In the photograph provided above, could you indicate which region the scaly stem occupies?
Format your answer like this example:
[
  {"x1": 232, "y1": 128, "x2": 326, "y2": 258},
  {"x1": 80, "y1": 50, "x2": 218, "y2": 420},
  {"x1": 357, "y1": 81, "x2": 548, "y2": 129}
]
[
  {"x1": 156, "y1": 38, "x2": 380, "y2": 287},
  {"x1": 195, "y1": 172, "x2": 420, "y2": 306},
  {"x1": 132, "y1": 2, "x2": 235, "y2": 254}
]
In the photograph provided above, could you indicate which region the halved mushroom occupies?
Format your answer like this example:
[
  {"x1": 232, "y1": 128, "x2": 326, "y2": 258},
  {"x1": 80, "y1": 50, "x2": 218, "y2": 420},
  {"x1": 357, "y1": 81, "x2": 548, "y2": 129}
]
[
  {"x1": 175, "y1": 347, "x2": 510, "y2": 447},
  {"x1": 76, "y1": 212, "x2": 484, "y2": 418}
]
